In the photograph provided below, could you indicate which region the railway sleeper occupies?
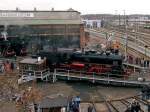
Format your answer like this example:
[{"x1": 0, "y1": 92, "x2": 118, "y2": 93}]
[{"x1": 108, "y1": 101, "x2": 120, "y2": 112}]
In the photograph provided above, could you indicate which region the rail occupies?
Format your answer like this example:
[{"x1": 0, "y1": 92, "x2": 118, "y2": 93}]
[
  {"x1": 86, "y1": 28, "x2": 150, "y2": 58},
  {"x1": 95, "y1": 87, "x2": 113, "y2": 112},
  {"x1": 80, "y1": 93, "x2": 149, "y2": 112}
]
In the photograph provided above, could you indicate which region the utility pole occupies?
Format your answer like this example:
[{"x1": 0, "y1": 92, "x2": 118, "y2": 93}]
[
  {"x1": 123, "y1": 10, "x2": 128, "y2": 62},
  {"x1": 119, "y1": 14, "x2": 121, "y2": 30},
  {"x1": 135, "y1": 19, "x2": 139, "y2": 48},
  {"x1": 115, "y1": 10, "x2": 118, "y2": 25}
]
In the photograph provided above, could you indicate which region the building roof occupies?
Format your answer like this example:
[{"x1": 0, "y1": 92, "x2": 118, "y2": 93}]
[
  {"x1": 19, "y1": 58, "x2": 44, "y2": 65},
  {"x1": 0, "y1": 9, "x2": 80, "y2": 13},
  {"x1": 0, "y1": 9, "x2": 82, "y2": 25},
  {"x1": 0, "y1": 19, "x2": 82, "y2": 25},
  {"x1": 39, "y1": 96, "x2": 68, "y2": 108}
]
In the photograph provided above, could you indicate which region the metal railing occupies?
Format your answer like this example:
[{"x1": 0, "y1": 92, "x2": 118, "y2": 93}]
[
  {"x1": 19, "y1": 68, "x2": 50, "y2": 78},
  {"x1": 53, "y1": 69, "x2": 149, "y2": 82}
]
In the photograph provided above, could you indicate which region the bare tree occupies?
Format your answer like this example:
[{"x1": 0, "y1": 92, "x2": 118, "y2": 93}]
[{"x1": 16, "y1": 81, "x2": 42, "y2": 112}]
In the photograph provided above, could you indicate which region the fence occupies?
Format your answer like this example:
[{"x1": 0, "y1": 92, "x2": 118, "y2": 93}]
[{"x1": 51, "y1": 69, "x2": 150, "y2": 87}]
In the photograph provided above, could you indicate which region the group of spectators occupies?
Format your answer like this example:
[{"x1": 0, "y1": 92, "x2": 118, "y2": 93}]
[
  {"x1": 141, "y1": 85, "x2": 150, "y2": 112},
  {"x1": 125, "y1": 99, "x2": 141, "y2": 112},
  {"x1": 125, "y1": 55, "x2": 150, "y2": 68},
  {"x1": 0, "y1": 60, "x2": 15, "y2": 73},
  {"x1": 141, "y1": 85, "x2": 150, "y2": 100},
  {"x1": 69, "y1": 96, "x2": 81, "y2": 112}
]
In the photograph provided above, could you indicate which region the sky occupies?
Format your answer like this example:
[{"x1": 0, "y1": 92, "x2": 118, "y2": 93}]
[{"x1": 0, "y1": 0, "x2": 150, "y2": 15}]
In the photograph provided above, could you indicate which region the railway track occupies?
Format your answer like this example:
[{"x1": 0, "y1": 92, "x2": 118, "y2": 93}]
[
  {"x1": 108, "y1": 27, "x2": 150, "y2": 47},
  {"x1": 93, "y1": 28, "x2": 148, "y2": 46},
  {"x1": 94, "y1": 87, "x2": 139, "y2": 112},
  {"x1": 120, "y1": 42, "x2": 150, "y2": 59},
  {"x1": 95, "y1": 87, "x2": 113, "y2": 112},
  {"x1": 92, "y1": 87, "x2": 148, "y2": 112},
  {"x1": 79, "y1": 85, "x2": 150, "y2": 112},
  {"x1": 77, "y1": 80, "x2": 150, "y2": 112},
  {"x1": 118, "y1": 31, "x2": 150, "y2": 46},
  {"x1": 91, "y1": 27, "x2": 150, "y2": 47},
  {"x1": 86, "y1": 28, "x2": 150, "y2": 58}
]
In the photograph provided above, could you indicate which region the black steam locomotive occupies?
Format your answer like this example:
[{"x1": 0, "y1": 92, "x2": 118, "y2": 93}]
[
  {"x1": 0, "y1": 37, "x2": 27, "y2": 57},
  {"x1": 37, "y1": 50, "x2": 125, "y2": 76}
]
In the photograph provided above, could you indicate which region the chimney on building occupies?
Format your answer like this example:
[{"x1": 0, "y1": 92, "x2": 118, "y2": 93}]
[
  {"x1": 16, "y1": 7, "x2": 19, "y2": 11},
  {"x1": 51, "y1": 8, "x2": 54, "y2": 11},
  {"x1": 34, "y1": 7, "x2": 37, "y2": 11}
]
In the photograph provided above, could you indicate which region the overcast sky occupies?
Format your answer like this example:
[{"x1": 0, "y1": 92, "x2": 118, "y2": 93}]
[{"x1": 0, "y1": 0, "x2": 150, "y2": 15}]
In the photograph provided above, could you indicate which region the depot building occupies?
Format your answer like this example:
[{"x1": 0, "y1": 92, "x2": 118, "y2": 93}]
[{"x1": 0, "y1": 8, "x2": 85, "y2": 53}]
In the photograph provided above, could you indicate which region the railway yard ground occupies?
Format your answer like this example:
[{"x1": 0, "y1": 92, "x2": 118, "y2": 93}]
[
  {"x1": 0, "y1": 26, "x2": 150, "y2": 111},
  {"x1": 0, "y1": 57, "x2": 147, "y2": 112},
  {"x1": 0, "y1": 75, "x2": 140, "y2": 112}
]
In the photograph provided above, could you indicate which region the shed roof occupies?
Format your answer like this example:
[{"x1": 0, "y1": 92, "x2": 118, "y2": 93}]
[
  {"x1": 0, "y1": 9, "x2": 82, "y2": 25},
  {"x1": 20, "y1": 58, "x2": 44, "y2": 65},
  {"x1": 0, "y1": 9, "x2": 80, "y2": 13},
  {"x1": 39, "y1": 96, "x2": 68, "y2": 108}
]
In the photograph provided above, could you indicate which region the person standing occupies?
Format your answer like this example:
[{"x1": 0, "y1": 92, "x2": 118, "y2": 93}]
[
  {"x1": 1, "y1": 64, "x2": 4, "y2": 73},
  {"x1": 131, "y1": 100, "x2": 136, "y2": 112},
  {"x1": 147, "y1": 100, "x2": 150, "y2": 112},
  {"x1": 11, "y1": 62, "x2": 14, "y2": 71},
  {"x1": 135, "y1": 102, "x2": 141, "y2": 112}
]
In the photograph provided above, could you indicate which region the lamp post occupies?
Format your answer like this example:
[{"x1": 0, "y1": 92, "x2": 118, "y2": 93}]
[{"x1": 124, "y1": 34, "x2": 128, "y2": 62}]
